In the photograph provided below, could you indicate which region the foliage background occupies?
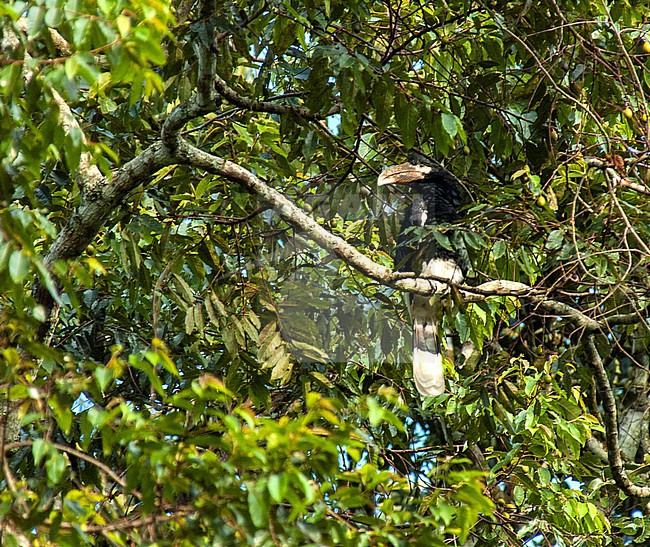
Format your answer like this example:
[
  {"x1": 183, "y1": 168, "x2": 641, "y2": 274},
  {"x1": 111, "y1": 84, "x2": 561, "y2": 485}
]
[{"x1": 1, "y1": 0, "x2": 650, "y2": 544}]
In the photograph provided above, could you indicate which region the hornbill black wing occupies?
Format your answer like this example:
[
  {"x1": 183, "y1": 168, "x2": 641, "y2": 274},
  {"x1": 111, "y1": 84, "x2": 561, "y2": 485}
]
[{"x1": 378, "y1": 153, "x2": 464, "y2": 396}]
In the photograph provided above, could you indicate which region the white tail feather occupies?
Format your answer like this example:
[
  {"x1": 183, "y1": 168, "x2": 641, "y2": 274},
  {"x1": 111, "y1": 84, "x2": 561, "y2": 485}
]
[
  {"x1": 409, "y1": 258, "x2": 464, "y2": 396},
  {"x1": 412, "y1": 297, "x2": 444, "y2": 396},
  {"x1": 413, "y1": 348, "x2": 445, "y2": 396}
]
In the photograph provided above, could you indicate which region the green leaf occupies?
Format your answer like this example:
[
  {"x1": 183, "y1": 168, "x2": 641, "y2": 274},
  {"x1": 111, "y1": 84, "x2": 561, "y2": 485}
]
[
  {"x1": 432, "y1": 228, "x2": 453, "y2": 250},
  {"x1": 72, "y1": 16, "x2": 90, "y2": 44},
  {"x1": 44, "y1": 5, "x2": 63, "y2": 27},
  {"x1": 371, "y1": 76, "x2": 394, "y2": 131},
  {"x1": 146, "y1": 343, "x2": 179, "y2": 376},
  {"x1": 367, "y1": 397, "x2": 383, "y2": 425},
  {"x1": 546, "y1": 229, "x2": 564, "y2": 250},
  {"x1": 49, "y1": 394, "x2": 73, "y2": 434},
  {"x1": 268, "y1": 473, "x2": 288, "y2": 503},
  {"x1": 64, "y1": 56, "x2": 78, "y2": 81},
  {"x1": 184, "y1": 307, "x2": 195, "y2": 334},
  {"x1": 273, "y1": 18, "x2": 296, "y2": 56},
  {"x1": 395, "y1": 93, "x2": 418, "y2": 149},
  {"x1": 492, "y1": 240, "x2": 506, "y2": 259},
  {"x1": 8, "y1": 250, "x2": 29, "y2": 283},
  {"x1": 431, "y1": 113, "x2": 453, "y2": 156},
  {"x1": 270, "y1": 352, "x2": 292, "y2": 383},
  {"x1": 65, "y1": 124, "x2": 83, "y2": 173},
  {"x1": 27, "y1": 5, "x2": 46, "y2": 36},
  {"x1": 441, "y1": 112, "x2": 459, "y2": 139},
  {"x1": 46, "y1": 450, "x2": 68, "y2": 484},
  {"x1": 35, "y1": 261, "x2": 62, "y2": 305},
  {"x1": 33, "y1": 439, "x2": 49, "y2": 466},
  {"x1": 116, "y1": 14, "x2": 131, "y2": 37},
  {"x1": 95, "y1": 366, "x2": 113, "y2": 392},
  {"x1": 129, "y1": 354, "x2": 165, "y2": 396},
  {"x1": 247, "y1": 481, "x2": 270, "y2": 528},
  {"x1": 537, "y1": 467, "x2": 551, "y2": 486}
]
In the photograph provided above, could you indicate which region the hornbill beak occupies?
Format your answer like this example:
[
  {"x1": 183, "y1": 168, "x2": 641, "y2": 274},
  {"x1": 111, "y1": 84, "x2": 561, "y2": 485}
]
[{"x1": 377, "y1": 162, "x2": 433, "y2": 186}]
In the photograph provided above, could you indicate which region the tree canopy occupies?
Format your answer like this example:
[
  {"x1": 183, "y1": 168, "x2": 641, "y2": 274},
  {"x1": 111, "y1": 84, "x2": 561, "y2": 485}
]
[{"x1": 1, "y1": 0, "x2": 650, "y2": 544}]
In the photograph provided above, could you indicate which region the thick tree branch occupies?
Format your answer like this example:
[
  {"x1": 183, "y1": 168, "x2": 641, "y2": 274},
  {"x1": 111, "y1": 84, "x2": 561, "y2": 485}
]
[
  {"x1": 174, "y1": 141, "x2": 522, "y2": 295},
  {"x1": 585, "y1": 437, "x2": 610, "y2": 464},
  {"x1": 604, "y1": 310, "x2": 650, "y2": 328},
  {"x1": 40, "y1": 17, "x2": 220, "y2": 314},
  {"x1": 529, "y1": 295, "x2": 602, "y2": 331},
  {"x1": 584, "y1": 335, "x2": 650, "y2": 497},
  {"x1": 44, "y1": 143, "x2": 174, "y2": 263}
]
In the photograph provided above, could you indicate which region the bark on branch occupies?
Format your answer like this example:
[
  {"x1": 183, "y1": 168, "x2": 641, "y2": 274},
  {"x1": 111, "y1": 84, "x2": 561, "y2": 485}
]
[{"x1": 584, "y1": 335, "x2": 650, "y2": 497}]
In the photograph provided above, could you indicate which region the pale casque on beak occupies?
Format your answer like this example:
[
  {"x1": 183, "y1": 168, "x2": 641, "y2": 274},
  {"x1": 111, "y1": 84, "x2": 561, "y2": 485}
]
[{"x1": 377, "y1": 162, "x2": 434, "y2": 186}]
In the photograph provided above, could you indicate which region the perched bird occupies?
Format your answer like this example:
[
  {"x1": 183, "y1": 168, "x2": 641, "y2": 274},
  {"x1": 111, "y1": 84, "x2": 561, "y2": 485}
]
[{"x1": 378, "y1": 152, "x2": 466, "y2": 396}]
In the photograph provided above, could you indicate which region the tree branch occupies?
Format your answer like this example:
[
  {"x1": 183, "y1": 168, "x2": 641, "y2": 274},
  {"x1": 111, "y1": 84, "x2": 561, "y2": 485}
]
[
  {"x1": 39, "y1": 17, "x2": 219, "y2": 316},
  {"x1": 213, "y1": 73, "x2": 340, "y2": 120},
  {"x1": 161, "y1": 20, "x2": 218, "y2": 153},
  {"x1": 171, "y1": 141, "x2": 642, "y2": 333},
  {"x1": 173, "y1": 141, "x2": 523, "y2": 297},
  {"x1": 584, "y1": 335, "x2": 650, "y2": 497},
  {"x1": 604, "y1": 310, "x2": 650, "y2": 328}
]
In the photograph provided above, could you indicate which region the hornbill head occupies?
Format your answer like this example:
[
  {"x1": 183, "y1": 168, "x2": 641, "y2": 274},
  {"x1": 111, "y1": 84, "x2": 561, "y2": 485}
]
[
  {"x1": 377, "y1": 151, "x2": 460, "y2": 190},
  {"x1": 378, "y1": 152, "x2": 462, "y2": 225}
]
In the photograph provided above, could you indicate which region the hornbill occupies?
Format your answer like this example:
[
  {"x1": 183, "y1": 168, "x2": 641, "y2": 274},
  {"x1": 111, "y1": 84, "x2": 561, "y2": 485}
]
[{"x1": 378, "y1": 152, "x2": 466, "y2": 396}]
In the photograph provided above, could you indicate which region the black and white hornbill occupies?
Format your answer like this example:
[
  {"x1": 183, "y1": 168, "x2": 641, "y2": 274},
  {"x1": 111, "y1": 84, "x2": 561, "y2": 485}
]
[{"x1": 378, "y1": 152, "x2": 466, "y2": 396}]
